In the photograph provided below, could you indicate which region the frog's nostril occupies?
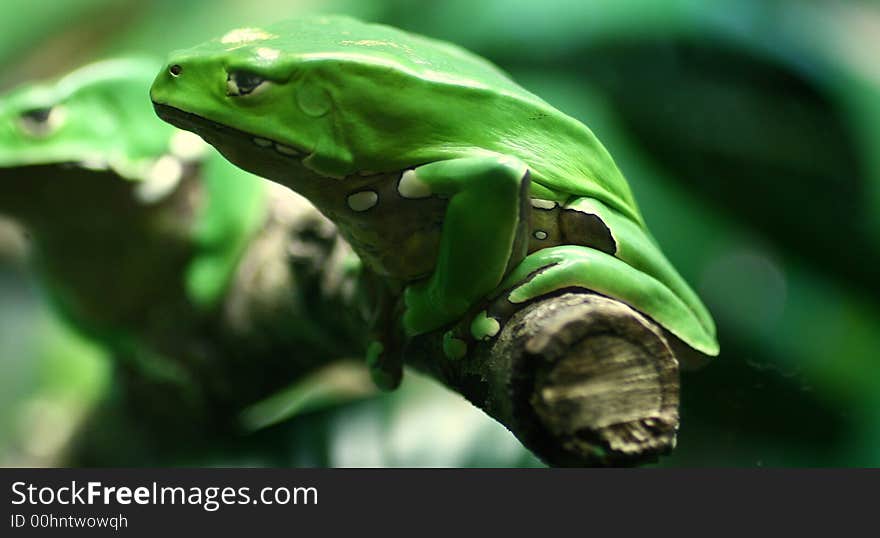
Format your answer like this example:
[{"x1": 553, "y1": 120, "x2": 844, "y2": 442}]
[{"x1": 169, "y1": 64, "x2": 183, "y2": 77}]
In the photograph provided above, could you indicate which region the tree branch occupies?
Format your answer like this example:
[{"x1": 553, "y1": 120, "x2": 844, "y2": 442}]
[
  {"x1": 222, "y1": 196, "x2": 684, "y2": 467},
  {"x1": 406, "y1": 292, "x2": 680, "y2": 466},
  {"x1": 58, "y1": 181, "x2": 680, "y2": 466}
]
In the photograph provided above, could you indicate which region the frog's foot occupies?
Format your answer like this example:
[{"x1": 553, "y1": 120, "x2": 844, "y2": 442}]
[
  {"x1": 435, "y1": 308, "x2": 505, "y2": 361},
  {"x1": 365, "y1": 340, "x2": 403, "y2": 391},
  {"x1": 442, "y1": 330, "x2": 469, "y2": 360},
  {"x1": 402, "y1": 280, "x2": 470, "y2": 337},
  {"x1": 469, "y1": 309, "x2": 502, "y2": 341},
  {"x1": 400, "y1": 154, "x2": 531, "y2": 337}
]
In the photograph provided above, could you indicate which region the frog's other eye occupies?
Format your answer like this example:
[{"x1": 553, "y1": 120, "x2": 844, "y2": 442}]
[
  {"x1": 18, "y1": 106, "x2": 64, "y2": 137},
  {"x1": 226, "y1": 70, "x2": 270, "y2": 97},
  {"x1": 169, "y1": 64, "x2": 183, "y2": 77}
]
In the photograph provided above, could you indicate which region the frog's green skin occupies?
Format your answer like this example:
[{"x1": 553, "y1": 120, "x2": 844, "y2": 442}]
[
  {"x1": 0, "y1": 58, "x2": 273, "y2": 425},
  {"x1": 150, "y1": 16, "x2": 719, "y2": 387},
  {"x1": 0, "y1": 58, "x2": 265, "y2": 319},
  {"x1": 0, "y1": 58, "x2": 377, "y2": 462}
]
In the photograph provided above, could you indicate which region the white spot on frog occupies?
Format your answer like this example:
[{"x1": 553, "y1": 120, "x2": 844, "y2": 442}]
[
  {"x1": 566, "y1": 198, "x2": 603, "y2": 216},
  {"x1": 347, "y1": 190, "x2": 378, "y2": 212},
  {"x1": 533, "y1": 230, "x2": 548, "y2": 240},
  {"x1": 137, "y1": 155, "x2": 183, "y2": 203},
  {"x1": 253, "y1": 137, "x2": 272, "y2": 148},
  {"x1": 79, "y1": 158, "x2": 108, "y2": 171},
  {"x1": 274, "y1": 143, "x2": 300, "y2": 156},
  {"x1": 221, "y1": 28, "x2": 277, "y2": 46},
  {"x1": 255, "y1": 47, "x2": 281, "y2": 62},
  {"x1": 530, "y1": 198, "x2": 557, "y2": 210},
  {"x1": 397, "y1": 170, "x2": 431, "y2": 199},
  {"x1": 170, "y1": 130, "x2": 208, "y2": 161}
]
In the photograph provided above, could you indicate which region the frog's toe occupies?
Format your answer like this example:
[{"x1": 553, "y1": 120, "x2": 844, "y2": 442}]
[
  {"x1": 442, "y1": 330, "x2": 468, "y2": 360},
  {"x1": 402, "y1": 306, "x2": 430, "y2": 336},
  {"x1": 403, "y1": 284, "x2": 470, "y2": 336},
  {"x1": 402, "y1": 285, "x2": 436, "y2": 335},
  {"x1": 366, "y1": 341, "x2": 402, "y2": 391},
  {"x1": 369, "y1": 364, "x2": 401, "y2": 391}
]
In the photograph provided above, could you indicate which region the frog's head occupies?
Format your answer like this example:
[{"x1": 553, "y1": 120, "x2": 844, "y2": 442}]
[
  {"x1": 151, "y1": 16, "x2": 524, "y2": 183},
  {"x1": 150, "y1": 31, "x2": 330, "y2": 183},
  {"x1": 0, "y1": 58, "x2": 175, "y2": 178}
]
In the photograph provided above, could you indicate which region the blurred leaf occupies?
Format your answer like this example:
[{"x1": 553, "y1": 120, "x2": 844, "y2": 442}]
[{"x1": 239, "y1": 360, "x2": 375, "y2": 432}]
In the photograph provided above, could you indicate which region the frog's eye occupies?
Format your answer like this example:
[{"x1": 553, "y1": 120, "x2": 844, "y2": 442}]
[
  {"x1": 18, "y1": 106, "x2": 64, "y2": 137},
  {"x1": 226, "y1": 70, "x2": 270, "y2": 97}
]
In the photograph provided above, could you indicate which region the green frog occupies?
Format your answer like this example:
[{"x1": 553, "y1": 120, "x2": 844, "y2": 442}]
[
  {"x1": 0, "y1": 58, "x2": 365, "y2": 455},
  {"x1": 150, "y1": 16, "x2": 718, "y2": 389}
]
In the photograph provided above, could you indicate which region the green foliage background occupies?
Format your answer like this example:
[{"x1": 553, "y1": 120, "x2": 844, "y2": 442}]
[{"x1": 1, "y1": 0, "x2": 878, "y2": 466}]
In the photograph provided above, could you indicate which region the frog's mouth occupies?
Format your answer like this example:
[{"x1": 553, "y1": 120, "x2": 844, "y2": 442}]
[
  {"x1": 152, "y1": 103, "x2": 311, "y2": 162},
  {"x1": 0, "y1": 163, "x2": 91, "y2": 178}
]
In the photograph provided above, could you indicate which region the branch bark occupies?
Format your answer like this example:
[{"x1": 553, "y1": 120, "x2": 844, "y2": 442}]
[
  {"x1": 224, "y1": 196, "x2": 684, "y2": 466},
  {"x1": 406, "y1": 292, "x2": 680, "y2": 466},
  {"x1": 57, "y1": 180, "x2": 680, "y2": 466}
]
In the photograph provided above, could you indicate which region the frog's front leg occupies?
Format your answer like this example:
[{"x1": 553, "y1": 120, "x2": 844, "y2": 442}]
[{"x1": 402, "y1": 155, "x2": 531, "y2": 337}]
